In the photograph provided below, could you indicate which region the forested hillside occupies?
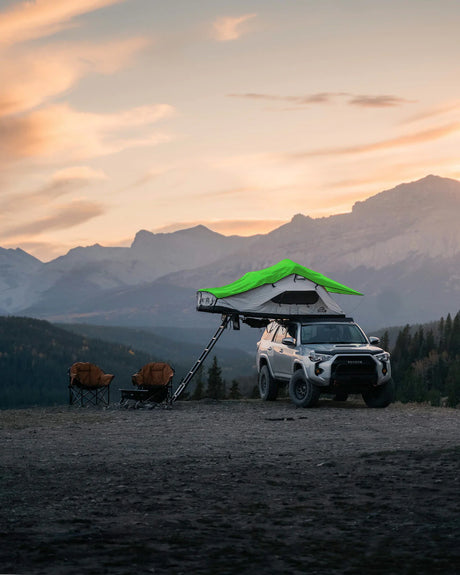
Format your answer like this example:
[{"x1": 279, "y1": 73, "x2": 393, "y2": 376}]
[
  {"x1": 389, "y1": 311, "x2": 460, "y2": 406},
  {"x1": 2, "y1": 312, "x2": 459, "y2": 409},
  {"x1": 0, "y1": 317, "x2": 169, "y2": 408},
  {"x1": 0, "y1": 317, "x2": 256, "y2": 409}
]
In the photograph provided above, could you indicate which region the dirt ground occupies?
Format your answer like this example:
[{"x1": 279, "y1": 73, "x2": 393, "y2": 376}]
[{"x1": 1, "y1": 398, "x2": 459, "y2": 575}]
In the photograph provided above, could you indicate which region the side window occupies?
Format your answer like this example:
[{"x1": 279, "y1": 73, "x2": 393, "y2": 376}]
[
  {"x1": 286, "y1": 324, "x2": 297, "y2": 340},
  {"x1": 273, "y1": 326, "x2": 288, "y2": 344},
  {"x1": 262, "y1": 322, "x2": 278, "y2": 341},
  {"x1": 261, "y1": 329, "x2": 273, "y2": 341}
]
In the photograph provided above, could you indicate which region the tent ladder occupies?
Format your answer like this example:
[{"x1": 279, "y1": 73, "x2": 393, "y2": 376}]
[{"x1": 171, "y1": 314, "x2": 233, "y2": 402}]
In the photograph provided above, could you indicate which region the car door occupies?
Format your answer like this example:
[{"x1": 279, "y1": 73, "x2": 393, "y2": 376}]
[
  {"x1": 279, "y1": 323, "x2": 299, "y2": 376},
  {"x1": 270, "y1": 325, "x2": 290, "y2": 378}
]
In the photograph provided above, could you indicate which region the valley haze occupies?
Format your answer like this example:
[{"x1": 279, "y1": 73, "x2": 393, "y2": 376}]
[{"x1": 1, "y1": 175, "x2": 459, "y2": 331}]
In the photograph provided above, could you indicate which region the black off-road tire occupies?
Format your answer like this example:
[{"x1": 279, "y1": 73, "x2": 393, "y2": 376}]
[
  {"x1": 288, "y1": 370, "x2": 321, "y2": 408},
  {"x1": 362, "y1": 378, "x2": 395, "y2": 408},
  {"x1": 258, "y1": 365, "x2": 279, "y2": 401}
]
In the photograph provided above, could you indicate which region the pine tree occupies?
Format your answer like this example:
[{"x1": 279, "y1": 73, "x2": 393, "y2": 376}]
[
  {"x1": 228, "y1": 379, "x2": 242, "y2": 399},
  {"x1": 392, "y1": 324, "x2": 412, "y2": 374},
  {"x1": 450, "y1": 312, "x2": 460, "y2": 356},
  {"x1": 446, "y1": 360, "x2": 460, "y2": 407},
  {"x1": 440, "y1": 314, "x2": 453, "y2": 352},
  {"x1": 250, "y1": 384, "x2": 260, "y2": 399},
  {"x1": 425, "y1": 329, "x2": 436, "y2": 354},
  {"x1": 206, "y1": 356, "x2": 225, "y2": 399},
  {"x1": 191, "y1": 365, "x2": 205, "y2": 400},
  {"x1": 381, "y1": 330, "x2": 390, "y2": 351}
]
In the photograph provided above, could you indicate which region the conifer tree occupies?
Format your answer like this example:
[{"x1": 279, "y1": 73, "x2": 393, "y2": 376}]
[
  {"x1": 425, "y1": 329, "x2": 436, "y2": 354},
  {"x1": 192, "y1": 365, "x2": 205, "y2": 400},
  {"x1": 440, "y1": 314, "x2": 453, "y2": 352},
  {"x1": 206, "y1": 356, "x2": 225, "y2": 399},
  {"x1": 450, "y1": 312, "x2": 460, "y2": 356},
  {"x1": 446, "y1": 360, "x2": 460, "y2": 407},
  {"x1": 381, "y1": 330, "x2": 389, "y2": 351},
  {"x1": 392, "y1": 324, "x2": 412, "y2": 374},
  {"x1": 228, "y1": 379, "x2": 242, "y2": 399}
]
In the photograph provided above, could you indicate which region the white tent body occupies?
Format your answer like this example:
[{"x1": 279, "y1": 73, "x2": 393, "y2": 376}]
[{"x1": 197, "y1": 274, "x2": 345, "y2": 318}]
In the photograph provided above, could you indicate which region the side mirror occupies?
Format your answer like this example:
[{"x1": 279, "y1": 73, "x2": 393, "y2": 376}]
[
  {"x1": 282, "y1": 336, "x2": 296, "y2": 347},
  {"x1": 369, "y1": 336, "x2": 380, "y2": 345}
]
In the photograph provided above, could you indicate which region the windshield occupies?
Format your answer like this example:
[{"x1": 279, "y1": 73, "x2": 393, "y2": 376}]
[{"x1": 301, "y1": 323, "x2": 367, "y2": 345}]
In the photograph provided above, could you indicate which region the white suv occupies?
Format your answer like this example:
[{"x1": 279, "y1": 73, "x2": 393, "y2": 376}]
[{"x1": 256, "y1": 318, "x2": 393, "y2": 408}]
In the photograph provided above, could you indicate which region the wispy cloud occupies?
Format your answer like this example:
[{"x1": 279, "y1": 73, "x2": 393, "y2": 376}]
[
  {"x1": 0, "y1": 200, "x2": 105, "y2": 239},
  {"x1": 0, "y1": 37, "x2": 150, "y2": 118},
  {"x1": 402, "y1": 100, "x2": 460, "y2": 125},
  {"x1": 0, "y1": 0, "x2": 128, "y2": 46},
  {"x1": 228, "y1": 92, "x2": 343, "y2": 104},
  {"x1": 129, "y1": 167, "x2": 171, "y2": 189},
  {"x1": 348, "y1": 95, "x2": 415, "y2": 108},
  {"x1": 228, "y1": 92, "x2": 414, "y2": 109},
  {"x1": 212, "y1": 14, "x2": 256, "y2": 42},
  {"x1": 0, "y1": 103, "x2": 175, "y2": 163},
  {"x1": 0, "y1": 167, "x2": 107, "y2": 212},
  {"x1": 289, "y1": 122, "x2": 460, "y2": 158}
]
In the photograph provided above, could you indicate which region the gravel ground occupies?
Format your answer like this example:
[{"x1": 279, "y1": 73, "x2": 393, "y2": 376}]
[{"x1": 1, "y1": 398, "x2": 459, "y2": 575}]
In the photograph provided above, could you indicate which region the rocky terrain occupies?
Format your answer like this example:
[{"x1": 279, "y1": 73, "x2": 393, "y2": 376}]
[{"x1": 1, "y1": 398, "x2": 459, "y2": 574}]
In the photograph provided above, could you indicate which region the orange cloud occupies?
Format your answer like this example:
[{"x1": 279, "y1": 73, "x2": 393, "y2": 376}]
[
  {"x1": 0, "y1": 103, "x2": 174, "y2": 163},
  {"x1": 0, "y1": 167, "x2": 106, "y2": 212},
  {"x1": 290, "y1": 123, "x2": 460, "y2": 158},
  {"x1": 0, "y1": 0, "x2": 127, "y2": 46},
  {"x1": 0, "y1": 200, "x2": 105, "y2": 239},
  {"x1": 402, "y1": 100, "x2": 460, "y2": 125},
  {"x1": 0, "y1": 37, "x2": 150, "y2": 117},
  {"x1": 212, "y1": 14, "x2": 256, "y2": 41}
]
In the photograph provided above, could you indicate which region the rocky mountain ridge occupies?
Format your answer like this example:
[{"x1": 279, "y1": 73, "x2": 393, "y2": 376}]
[{"x1": 1, "y1": 175, "x2": 459, "y2": 330}]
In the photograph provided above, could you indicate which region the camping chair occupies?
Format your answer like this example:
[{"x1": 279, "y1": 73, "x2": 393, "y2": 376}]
[
  {"x1": 68, "y1": 362, "x2": 114, "y2": 407},
  {"x1": 120, "y1": 362, "x2": 174, "y2": 407}
]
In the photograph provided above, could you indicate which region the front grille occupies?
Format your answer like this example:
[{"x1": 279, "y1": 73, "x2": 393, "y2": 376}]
[{"x1": 331, "y1": 355, "x2": 377, "y2": 386}]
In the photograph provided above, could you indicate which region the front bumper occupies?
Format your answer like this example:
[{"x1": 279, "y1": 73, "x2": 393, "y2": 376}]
[{"x1": 305, "y1": 354, "x2": 391, "y2": 390}]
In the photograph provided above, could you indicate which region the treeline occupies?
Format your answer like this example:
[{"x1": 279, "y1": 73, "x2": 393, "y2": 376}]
[
  {"x1": 0, "y1": 316, "x2": 172, "y2": 409},
  {"x1": 387, "y1": 311, "x2": 460, "y2": 407},
  {"x1": 183, "y1": 356, "x2": 258, "y2": 401},
  {"x1": 0, "y1": 316, "x2": 254, "y2": 409}
]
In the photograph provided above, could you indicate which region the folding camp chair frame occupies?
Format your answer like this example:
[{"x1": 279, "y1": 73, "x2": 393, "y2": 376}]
[{"x1": 69, "y1": 383, "x2": 110, "y2": 407}]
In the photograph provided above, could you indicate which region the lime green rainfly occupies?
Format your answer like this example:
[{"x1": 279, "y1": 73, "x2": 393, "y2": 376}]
[{"x1": 199, "y1": 259, "x2": 363, "y2": 298}]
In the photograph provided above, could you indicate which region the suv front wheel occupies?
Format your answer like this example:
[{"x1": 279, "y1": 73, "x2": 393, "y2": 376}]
[
  {"x1": 362, "y1": 378, "x2": 395, "y2": 408},
  {"x1": 258, "y1": 365, "x2": 279, "y2": 401},
  {"x1": 289, "y1": 370, "x2": 320, "y2": 408}
]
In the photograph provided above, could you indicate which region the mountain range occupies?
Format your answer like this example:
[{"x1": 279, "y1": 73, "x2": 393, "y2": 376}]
[{"x1": 1, "y1": 175, "x2": 459, "y2": 331}]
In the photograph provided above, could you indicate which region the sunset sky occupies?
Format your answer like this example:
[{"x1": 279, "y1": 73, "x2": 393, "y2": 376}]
[{"x1": 1, "y1": 0, "x2": 459, "y2": 261}]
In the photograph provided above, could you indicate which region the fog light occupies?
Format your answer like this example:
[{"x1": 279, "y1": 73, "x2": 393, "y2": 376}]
[
  {"x1": 382, "y1": 366, "x2": 388, "y2": 375},
  {"x1": 315, "y1": 366, "x2": 323, "y2": 375}
]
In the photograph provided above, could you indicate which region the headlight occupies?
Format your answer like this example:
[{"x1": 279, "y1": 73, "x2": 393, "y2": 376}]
[
  {"x1": 309, "y1": 352, "x2": 330, "y2": 363},
  {"x1": 376, "y1": 352, "x2": 390, "y2": 362}
]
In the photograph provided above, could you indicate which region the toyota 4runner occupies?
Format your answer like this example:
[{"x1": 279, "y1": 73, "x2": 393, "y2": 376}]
[{"x1": 256, "y1": 317, "x2": 393, "y2": 408}]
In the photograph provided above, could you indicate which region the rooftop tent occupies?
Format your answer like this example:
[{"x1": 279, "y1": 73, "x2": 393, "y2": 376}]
[{"x1": 196, "y1": 259, "x2": 363, "y2": 319}]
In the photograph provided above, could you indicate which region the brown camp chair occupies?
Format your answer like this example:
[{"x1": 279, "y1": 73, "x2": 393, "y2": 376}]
[
  {"x1": 120, "y1": 362, "x2": 174, "y2": 406},
  {"x1": 68, "y1": 362, "x2": 114, "y2": 407}
]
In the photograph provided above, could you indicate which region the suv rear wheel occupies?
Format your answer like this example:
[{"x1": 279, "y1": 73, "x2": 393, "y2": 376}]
[
  {"x1": 258, "y1": 365, "x2": 278, "y2": 401},
  {"x1": 289, "y1": 370, "x2": 320, "y2": 408}
]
